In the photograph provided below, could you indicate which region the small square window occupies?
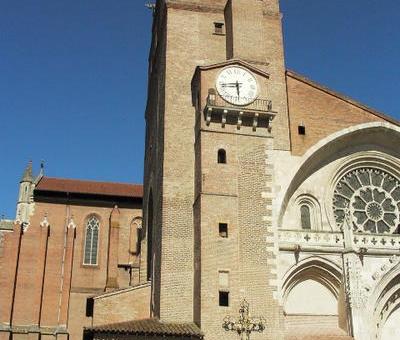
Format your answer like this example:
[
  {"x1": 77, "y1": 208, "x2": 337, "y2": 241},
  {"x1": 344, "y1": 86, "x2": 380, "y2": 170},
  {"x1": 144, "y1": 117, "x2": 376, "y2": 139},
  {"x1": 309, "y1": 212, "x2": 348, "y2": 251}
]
[
  {"x1": 214, "y1": 22, "x2": 225, "y2": 35},
  {"x1": 219, "y1": 271, "x2": 229, "y2": 287},
  {"x1": 298, "y1": 125, "x2": 306, "y2": 135},
  {"x1": 219, "y1": 291, "x2": 229, "y2": 307},
  {"x1": 219, "y1": 223, "x2": 228, "y2": 238}
]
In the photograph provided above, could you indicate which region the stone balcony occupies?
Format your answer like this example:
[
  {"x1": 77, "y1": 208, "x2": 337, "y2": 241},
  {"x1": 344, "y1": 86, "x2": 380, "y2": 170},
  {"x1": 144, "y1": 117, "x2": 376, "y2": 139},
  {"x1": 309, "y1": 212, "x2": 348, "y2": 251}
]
[
  {"x1": 203, "y1": 90, "x2": 277, "y2": 131},
  {"x1": 279, "y1": 229, "x2": 400, "y2": 255}
]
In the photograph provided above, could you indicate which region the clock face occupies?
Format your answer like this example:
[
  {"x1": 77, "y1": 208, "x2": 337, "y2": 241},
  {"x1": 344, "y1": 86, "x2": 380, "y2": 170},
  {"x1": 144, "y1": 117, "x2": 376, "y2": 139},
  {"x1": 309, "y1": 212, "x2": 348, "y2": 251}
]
[{"x1": 216, "y1": 66, "x2": 258, "y2": 106}]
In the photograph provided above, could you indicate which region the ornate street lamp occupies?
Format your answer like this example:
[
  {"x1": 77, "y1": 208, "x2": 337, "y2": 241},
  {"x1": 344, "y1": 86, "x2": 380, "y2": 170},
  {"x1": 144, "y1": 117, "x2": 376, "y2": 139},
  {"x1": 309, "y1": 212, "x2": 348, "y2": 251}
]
[{"x1": 222, "y1": 299, "x2": 266, "y2": 340}]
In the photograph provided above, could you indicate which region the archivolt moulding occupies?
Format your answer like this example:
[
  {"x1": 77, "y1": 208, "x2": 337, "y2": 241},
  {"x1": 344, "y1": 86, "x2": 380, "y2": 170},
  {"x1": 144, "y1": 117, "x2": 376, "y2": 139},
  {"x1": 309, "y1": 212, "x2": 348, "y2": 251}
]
[{"x1": 281, "y1": 256, "x2": 342, "y2": 304}]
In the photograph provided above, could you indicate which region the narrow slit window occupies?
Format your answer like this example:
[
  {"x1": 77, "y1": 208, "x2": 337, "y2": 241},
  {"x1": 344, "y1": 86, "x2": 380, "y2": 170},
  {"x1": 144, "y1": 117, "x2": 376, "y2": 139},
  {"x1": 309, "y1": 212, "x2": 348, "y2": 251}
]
[
  {"x1": 300, "y1": 205, "x2": 311, "y2": 230},
  {"x1": 219, "y1": 223, "x2": 228, "y2": 238},
  {"x1": 86, "y1": 297, "x2": 94, "y2": 317},
  {"x1": 219, "y1": 291, "x2": 229, "y2": 307},
  {"x1": 298, "y1": 125, "x2": 306, "y2": 135},
  {"x1": 218, "y1": 149, "x2": 227, "y2": 164},
  {"x1": 214, "y1": 22, "x2": 224, "y2": 35},
  {"x1": 84, "y1": 215, "x2": 100, "y2": 265}
]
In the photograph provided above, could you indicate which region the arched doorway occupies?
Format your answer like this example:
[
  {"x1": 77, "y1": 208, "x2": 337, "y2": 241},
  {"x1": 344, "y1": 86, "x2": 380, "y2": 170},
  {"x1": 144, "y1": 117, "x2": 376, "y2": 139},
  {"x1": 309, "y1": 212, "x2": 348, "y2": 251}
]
[{"x1": 282, "y1": 258, "x2": 350, "y2": 339}]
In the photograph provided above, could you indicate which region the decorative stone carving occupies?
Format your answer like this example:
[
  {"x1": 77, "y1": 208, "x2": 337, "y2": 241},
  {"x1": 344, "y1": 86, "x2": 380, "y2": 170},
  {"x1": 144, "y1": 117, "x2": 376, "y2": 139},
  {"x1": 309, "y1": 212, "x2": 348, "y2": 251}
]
[
  {"x1": 371, "y1": 255, "x2": 400, "y2": 282},
  {"x1": 40, "y1": 214, "x2": 50, "y2": 228},
  {"x1": 68, "y1": 216, "x2": 77, "y2": 229},
  {"x1": 21, "y1": 222, "x2": 30, "y2": 232},
  {"x1": 222, "y1": 299, "x2": 266, "y2": 340},
  {"x1": 333, "y1": 168, "x2": 400, "y2": 234},
  {"x1": 345, "y1": 257, "x2": 369, "y2": 309}
]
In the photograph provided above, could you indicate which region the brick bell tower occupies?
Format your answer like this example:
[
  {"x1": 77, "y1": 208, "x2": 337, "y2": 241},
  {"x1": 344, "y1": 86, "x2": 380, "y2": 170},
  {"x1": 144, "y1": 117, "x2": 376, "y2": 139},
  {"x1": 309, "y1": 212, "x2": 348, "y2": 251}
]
[{"x1": 143, "y1": 1, "x2": 288, "y2": 339}]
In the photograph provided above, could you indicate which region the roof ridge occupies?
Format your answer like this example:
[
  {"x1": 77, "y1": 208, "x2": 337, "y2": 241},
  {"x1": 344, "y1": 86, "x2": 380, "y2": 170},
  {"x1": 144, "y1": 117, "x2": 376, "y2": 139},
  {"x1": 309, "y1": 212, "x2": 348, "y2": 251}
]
[{"x1": 41, "y1": 176, "x2": 142, "y2": 187}]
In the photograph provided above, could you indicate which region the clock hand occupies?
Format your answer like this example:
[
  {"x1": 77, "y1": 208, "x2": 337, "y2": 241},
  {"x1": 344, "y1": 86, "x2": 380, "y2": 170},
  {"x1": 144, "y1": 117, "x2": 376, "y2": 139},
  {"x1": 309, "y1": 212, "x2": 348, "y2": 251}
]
[
  {"x1": 220, "y1": 84, "x2": 237, "y2": 88},
  {"x1": 220, "y1": 82, "x2": 243, "y2": 87}
]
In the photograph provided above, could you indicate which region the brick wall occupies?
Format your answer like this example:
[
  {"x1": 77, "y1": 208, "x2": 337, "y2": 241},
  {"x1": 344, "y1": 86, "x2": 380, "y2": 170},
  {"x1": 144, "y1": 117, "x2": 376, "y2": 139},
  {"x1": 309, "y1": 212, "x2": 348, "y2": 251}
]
[
  {"x1": 286, "y1": 71, "x2": 393, "y2": 156},
  {"x1": 93, "y1": 284, "x2": 151, "y2": 326},
  {"x1": 0, "y1": 201, "x2": 142, "y2": 340}
]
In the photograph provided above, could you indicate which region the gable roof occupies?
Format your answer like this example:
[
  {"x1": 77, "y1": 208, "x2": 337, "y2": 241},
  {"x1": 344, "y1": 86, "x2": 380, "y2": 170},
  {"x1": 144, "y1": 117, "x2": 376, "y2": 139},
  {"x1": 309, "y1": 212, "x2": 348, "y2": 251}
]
[
  {"x1": 35, "y1": 177, "x2": 143, "y2": 199},
  {"x1": 286, "y1": 70, "x2": 400, "y2": 127}
]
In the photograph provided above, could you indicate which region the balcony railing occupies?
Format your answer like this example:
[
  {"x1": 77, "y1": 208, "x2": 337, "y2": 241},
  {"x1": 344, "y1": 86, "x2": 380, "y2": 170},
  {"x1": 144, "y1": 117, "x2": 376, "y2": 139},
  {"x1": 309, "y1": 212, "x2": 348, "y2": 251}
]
[
  {"x1": 206, "y1": 93, "x2": 273, "y2": 113},
  {"x1": 203, "y1": 91, "x2": 276, "y2": 131}
]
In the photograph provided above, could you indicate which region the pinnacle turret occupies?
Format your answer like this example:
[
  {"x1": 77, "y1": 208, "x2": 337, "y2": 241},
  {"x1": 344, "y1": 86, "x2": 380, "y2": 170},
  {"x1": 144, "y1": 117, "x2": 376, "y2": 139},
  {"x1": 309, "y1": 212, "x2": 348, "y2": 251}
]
[{"x1": 20, "y1": 161, "x2": 33, "y2": 183}]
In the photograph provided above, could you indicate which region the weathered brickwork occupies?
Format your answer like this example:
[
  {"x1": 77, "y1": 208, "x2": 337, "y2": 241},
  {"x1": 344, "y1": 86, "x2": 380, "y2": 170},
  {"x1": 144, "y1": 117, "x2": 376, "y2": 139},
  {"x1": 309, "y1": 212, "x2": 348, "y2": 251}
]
[
  {"x1": 3, "y1": 1, "x2": 400, "y2": 340},
  {"x1": 144, "y1": 0, "x2": 290, "y2": 338},
  {"x1": 0, "y1": 178, "x2": 143, "y2": 340},
  {"x1": 286, "y1": 71, "x2": 394, "y2": 156},
  {"x1": 93, "y1": 284, "x2": 151, "y2": 326}
]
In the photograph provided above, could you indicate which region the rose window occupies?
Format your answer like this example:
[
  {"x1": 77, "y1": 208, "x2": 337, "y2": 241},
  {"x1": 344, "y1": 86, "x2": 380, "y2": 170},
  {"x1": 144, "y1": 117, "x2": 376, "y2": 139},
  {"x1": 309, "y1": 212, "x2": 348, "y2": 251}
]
[{"x1": 333, "y1": 168, "x2": 400, "y2": 233}]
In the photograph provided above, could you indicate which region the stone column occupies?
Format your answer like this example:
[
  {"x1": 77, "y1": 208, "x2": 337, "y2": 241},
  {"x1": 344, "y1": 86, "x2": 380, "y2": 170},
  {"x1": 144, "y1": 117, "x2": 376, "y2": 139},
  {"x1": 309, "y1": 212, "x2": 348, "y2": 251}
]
[
  {"x1": 58, "y1": 219, "x2": 76, "y2": 327},
  {"x1": 342, "y1": 216, "x2": 370, "y2": 340},
  {"x1": 106, "y1": 206, "x2": 120, "y2": 290}
]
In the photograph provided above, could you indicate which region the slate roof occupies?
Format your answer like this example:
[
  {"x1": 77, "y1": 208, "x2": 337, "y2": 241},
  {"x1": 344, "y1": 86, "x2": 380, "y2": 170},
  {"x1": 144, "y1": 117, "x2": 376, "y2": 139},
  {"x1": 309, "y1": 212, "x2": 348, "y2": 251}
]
[
  {"x1": 86, "y1": 319, "x2": 203, "y2": 338},
  {"x1": 35, "y1": 177, "x2": 143, "y2": 199}
]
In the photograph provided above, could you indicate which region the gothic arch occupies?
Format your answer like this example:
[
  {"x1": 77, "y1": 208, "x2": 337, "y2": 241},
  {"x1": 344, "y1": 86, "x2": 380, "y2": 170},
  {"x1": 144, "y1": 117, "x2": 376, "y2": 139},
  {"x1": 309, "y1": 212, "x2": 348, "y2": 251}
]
[
  {"x1": 129, "y1": 217, "x2": 143, "y2": 255},
  {"x1": 278, "y1": 122, "x2": 400, "y2": 228},
  {"x1": 282, "y1": 256, "x2": 342, "y2": 303},
  {"x1": 294, "y1": 194, "x2": 322, "y2": 230},
  {"x1": 83, "y1": 214, "x2": 101, "y2": 266},
  {"x1": 370, "y1": 261, "x2": 400, "y2": 338}
]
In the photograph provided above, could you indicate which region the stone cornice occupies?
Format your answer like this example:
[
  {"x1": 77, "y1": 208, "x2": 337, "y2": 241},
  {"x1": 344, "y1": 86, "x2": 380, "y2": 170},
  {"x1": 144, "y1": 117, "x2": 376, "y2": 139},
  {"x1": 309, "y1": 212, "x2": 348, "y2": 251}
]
[{"x1": 166, "y1": 1, "x2": 225, "y2": 13}]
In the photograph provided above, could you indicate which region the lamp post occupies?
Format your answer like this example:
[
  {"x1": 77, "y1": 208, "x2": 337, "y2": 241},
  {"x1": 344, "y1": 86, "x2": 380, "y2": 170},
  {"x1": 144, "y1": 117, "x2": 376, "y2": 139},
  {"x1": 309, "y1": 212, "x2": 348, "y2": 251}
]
[{"x1": 222, "y1": 299, "x2": 266, "y2": 340}]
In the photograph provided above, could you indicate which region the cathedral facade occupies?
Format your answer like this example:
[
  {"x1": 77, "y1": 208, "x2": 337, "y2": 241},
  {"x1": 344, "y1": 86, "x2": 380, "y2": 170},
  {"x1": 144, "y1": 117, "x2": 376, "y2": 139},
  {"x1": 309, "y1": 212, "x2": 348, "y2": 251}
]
[
  {"x1": 1, "y1": 1, "x2": 400, "y2": 340},
  {"x1": 136, "y1": 0, "x2": 400, "y2": 339}
]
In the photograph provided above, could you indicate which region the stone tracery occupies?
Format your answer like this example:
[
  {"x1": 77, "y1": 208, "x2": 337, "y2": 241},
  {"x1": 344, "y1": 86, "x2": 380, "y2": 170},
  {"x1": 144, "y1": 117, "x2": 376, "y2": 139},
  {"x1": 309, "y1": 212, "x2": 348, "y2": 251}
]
[{"x1": 333, "y1": 168, "x2": 400, "y2": 234}]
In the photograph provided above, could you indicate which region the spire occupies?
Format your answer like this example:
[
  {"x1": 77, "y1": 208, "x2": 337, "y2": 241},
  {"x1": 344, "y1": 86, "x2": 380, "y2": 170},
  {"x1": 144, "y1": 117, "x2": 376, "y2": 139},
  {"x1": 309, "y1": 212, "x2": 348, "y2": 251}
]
[
  {"x1": 39, "y1": 160, "x2": 45, "y2": 177},
  {"x1": 21, "y1": 161, "x2": 33, "y2": 183}
]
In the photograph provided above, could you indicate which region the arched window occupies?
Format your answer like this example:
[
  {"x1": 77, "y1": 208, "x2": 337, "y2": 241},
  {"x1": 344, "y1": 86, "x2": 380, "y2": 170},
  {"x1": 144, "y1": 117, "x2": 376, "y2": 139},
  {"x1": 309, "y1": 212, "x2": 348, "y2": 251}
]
[
  {"x1": 129, "y1": 217, "x2": 142, "y2": 255},
  {"x1": 295, "y1": 195, "x2": 322, "y2": 231},
  {"x1": 300, "y1": 205, "x2": 311, "y2": 230},
  {"x1": 218, "y1": 149, "x2": 226, "y2": 164},
  {"x1": 84, "y1": 215, "x2": 100, "y2": 265}
]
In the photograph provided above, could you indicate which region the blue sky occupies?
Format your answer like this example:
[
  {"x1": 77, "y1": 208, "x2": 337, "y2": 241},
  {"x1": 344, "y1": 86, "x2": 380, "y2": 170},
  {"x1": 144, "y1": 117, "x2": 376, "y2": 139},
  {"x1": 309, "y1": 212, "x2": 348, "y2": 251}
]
[{"x1": 0, "y1": 0, "x2": 399, "y2": 218}]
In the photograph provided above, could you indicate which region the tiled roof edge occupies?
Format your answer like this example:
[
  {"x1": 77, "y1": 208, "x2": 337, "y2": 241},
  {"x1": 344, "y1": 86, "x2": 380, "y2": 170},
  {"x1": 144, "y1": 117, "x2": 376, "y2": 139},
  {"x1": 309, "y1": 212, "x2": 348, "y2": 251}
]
[{"x1": 93, "y1": 282, "x2": 151, "y2": 300}]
